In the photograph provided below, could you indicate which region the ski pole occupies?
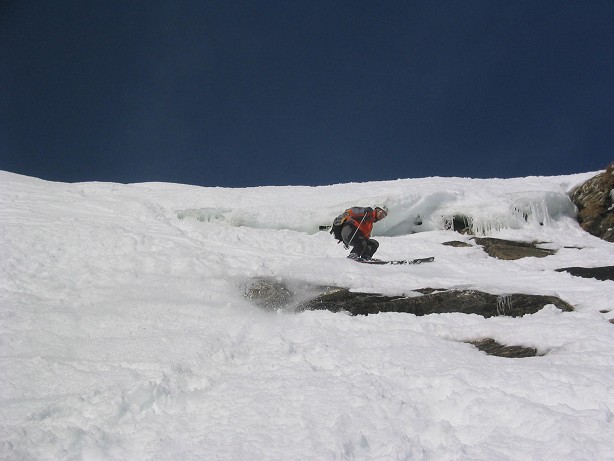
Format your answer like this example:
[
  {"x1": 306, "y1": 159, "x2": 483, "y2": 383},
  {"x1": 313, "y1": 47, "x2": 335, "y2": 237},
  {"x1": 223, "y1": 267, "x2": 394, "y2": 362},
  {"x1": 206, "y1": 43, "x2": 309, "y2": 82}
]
[{"x1": 348, "y1": 212, "x2": 367, "y2": 245}]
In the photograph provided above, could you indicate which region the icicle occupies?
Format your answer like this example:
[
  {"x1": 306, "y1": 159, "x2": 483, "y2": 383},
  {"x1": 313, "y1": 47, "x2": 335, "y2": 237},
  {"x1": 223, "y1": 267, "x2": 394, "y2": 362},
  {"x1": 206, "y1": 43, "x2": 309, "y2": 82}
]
[{"x1": 496, "y1": 295, "x2": 513, "y2": 316}]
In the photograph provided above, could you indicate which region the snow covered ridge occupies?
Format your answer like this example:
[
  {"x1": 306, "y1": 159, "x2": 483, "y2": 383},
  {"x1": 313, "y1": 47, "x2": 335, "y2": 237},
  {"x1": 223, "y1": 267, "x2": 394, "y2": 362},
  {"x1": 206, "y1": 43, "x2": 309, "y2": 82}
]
[
  {"x1": 0, "y1": 169, "x2": 593, "y2": 237},
  {"x1": 172, "y1": 172, "x2": 593, "y2": 236},
  {"x1": 2, "y1": 169, "x2": 614, "y2": 461},
  {"x1": 177, "y1": 189, "x2": 576, "y2": 236}
]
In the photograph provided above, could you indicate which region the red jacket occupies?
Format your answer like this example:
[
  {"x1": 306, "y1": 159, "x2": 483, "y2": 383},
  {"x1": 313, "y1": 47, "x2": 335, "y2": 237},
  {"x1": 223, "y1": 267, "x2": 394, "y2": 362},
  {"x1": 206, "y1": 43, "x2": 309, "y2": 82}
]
[{"x1": 344, "y1": 207, "x2": 378, "y2": 238}]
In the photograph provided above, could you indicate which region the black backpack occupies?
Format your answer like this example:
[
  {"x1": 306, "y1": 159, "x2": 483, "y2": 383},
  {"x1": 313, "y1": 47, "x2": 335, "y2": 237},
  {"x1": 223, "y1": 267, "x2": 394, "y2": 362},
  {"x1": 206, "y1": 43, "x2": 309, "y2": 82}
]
[{"x1": 330, "y1": 209, "x2": 351, "y2": 242}]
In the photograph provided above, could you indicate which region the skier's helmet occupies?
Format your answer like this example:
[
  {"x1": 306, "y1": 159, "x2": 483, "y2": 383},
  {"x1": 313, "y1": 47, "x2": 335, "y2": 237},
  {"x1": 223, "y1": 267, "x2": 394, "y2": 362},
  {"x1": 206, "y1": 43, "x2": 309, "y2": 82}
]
[{"x1": 374, "y1": 206, "x2": 388, "y2": 220}]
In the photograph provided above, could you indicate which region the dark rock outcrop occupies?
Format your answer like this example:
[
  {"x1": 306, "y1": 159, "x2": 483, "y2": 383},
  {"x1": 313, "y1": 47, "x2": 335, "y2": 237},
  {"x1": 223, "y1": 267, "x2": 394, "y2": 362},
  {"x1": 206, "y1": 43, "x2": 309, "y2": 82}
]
[
  {"x1": 570, "y1": 164, "x2": 614, "y2": 242},
  {"x1": 245, "y1": 278, "x2": 576, "y2": 359},
  {"x1": 473, "y1": 237, "x2": 556, "y2": 260},
  {"x1": 448, "y1": 215, "x2": 472, "y2": 233},
  {"x1": 442, "y1": 240, "x2": 473, "y2": 248},
  {"x1": 300, "y1": 288, "x2": 574, "y2": 317},
  {"x1": 555, "y1": 266, "x2": 614, "y2": 282},
  {"x1": 469, "y1": 338, "x2": 540, "y2": 358}
]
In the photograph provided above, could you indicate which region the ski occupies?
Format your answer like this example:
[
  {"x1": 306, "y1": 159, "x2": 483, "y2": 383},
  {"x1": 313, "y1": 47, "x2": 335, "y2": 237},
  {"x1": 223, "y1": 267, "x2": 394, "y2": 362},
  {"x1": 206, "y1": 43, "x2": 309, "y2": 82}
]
[{"x1": 355, "y1": 257, "x2": 434, "y2": 265}]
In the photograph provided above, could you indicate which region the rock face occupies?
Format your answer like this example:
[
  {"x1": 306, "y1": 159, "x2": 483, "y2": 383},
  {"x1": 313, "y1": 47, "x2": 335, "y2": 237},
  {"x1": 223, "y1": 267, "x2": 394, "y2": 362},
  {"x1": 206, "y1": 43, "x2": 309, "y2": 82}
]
[
  {"x1": 555, "y1": 266, "x2": 614, "y2": 282},
  {"x1": 469, "y1": 339, "x2": 540, "y2": 358},
  {"x1": 300, "y1": 288, "x2": 574, "y2": 317},
  {"x1": 570, "y1": 164, "x2": 614, "y2": 242},
  {"x1": 473, "y1": 237, "x2": 556, "y2": 260},
  {"x1": 245, "y1": 273, "x2": 577, "y2": 358},
  {"x1": 442, "y1": 240, "x2": 473, "y2": 248}
]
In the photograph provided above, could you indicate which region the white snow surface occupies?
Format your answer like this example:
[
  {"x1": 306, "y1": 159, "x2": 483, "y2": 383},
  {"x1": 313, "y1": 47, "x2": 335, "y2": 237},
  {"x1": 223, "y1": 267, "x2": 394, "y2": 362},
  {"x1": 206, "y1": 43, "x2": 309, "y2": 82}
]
[{"x1": 1, "y1": 170, "x2": 614, "y2": 461}]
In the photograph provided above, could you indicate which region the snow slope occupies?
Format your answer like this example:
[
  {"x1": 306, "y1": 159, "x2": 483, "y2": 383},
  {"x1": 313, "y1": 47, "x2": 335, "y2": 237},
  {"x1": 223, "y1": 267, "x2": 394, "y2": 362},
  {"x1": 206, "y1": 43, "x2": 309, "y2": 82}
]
[{"x1": 1, "y1": 170, "x2": 614, "y2": 461}]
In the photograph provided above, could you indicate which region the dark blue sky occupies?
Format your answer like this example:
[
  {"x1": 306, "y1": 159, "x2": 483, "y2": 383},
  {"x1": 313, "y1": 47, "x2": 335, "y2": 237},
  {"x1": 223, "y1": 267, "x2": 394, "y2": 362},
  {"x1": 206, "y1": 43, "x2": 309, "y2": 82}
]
[{"x1": 1, "y1": 1, "x2": 613, "y2": 187}]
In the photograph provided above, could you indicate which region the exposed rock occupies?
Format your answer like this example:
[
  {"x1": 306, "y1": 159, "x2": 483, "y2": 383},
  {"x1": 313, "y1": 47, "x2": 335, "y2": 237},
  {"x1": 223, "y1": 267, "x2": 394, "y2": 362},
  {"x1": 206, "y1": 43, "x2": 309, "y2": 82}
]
[
  {"x1": 555, "y1": 266, "x2": 614, "y2": 282},
  {"x1": 474, "y1": 237, "x2": 556, "y2": 260},
  {"x1": 469, "y1": 338, "x2": 540, "y2": 358},
  {"x1": 442, "y1": 240, "x2": 473, "y2": 248},
  {"x1": 300, "y1": 288, "x2": 574, "y2": 317},
  {"x1": 570, "y1": 164, "x2": 614, "y2": 242},
  {"x1": 448, "y1": 215, "x2": 472, "y2": 233}
]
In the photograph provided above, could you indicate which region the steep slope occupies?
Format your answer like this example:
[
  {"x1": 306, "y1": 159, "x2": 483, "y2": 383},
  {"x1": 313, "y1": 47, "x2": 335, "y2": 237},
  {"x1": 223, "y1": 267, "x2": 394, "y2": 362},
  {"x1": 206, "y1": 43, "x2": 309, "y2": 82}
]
[{"x1": 1, "y1": 170, "x2": 613, "y2": 461}]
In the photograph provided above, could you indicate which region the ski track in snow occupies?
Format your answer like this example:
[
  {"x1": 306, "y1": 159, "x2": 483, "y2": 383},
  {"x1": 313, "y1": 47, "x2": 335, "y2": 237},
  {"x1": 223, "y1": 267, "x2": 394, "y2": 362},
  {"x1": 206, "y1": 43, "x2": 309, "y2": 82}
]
[{"x1": 1, "y1": 170, "x2": 614, "y2": 461}]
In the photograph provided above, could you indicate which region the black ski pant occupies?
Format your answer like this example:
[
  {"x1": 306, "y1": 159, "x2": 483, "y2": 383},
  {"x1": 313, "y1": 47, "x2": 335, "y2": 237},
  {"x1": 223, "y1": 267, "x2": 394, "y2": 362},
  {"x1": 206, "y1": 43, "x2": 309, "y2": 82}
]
[{"x1": 341, "y1": 224, "x2": 379, "y2": 259}]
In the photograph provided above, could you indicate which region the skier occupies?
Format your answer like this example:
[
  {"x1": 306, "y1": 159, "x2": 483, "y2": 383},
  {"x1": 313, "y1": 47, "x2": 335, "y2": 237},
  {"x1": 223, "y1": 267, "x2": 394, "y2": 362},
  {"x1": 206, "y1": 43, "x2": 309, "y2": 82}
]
[{"x1": 336, "y1": 206, "x2": 388, "y2": 260}]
